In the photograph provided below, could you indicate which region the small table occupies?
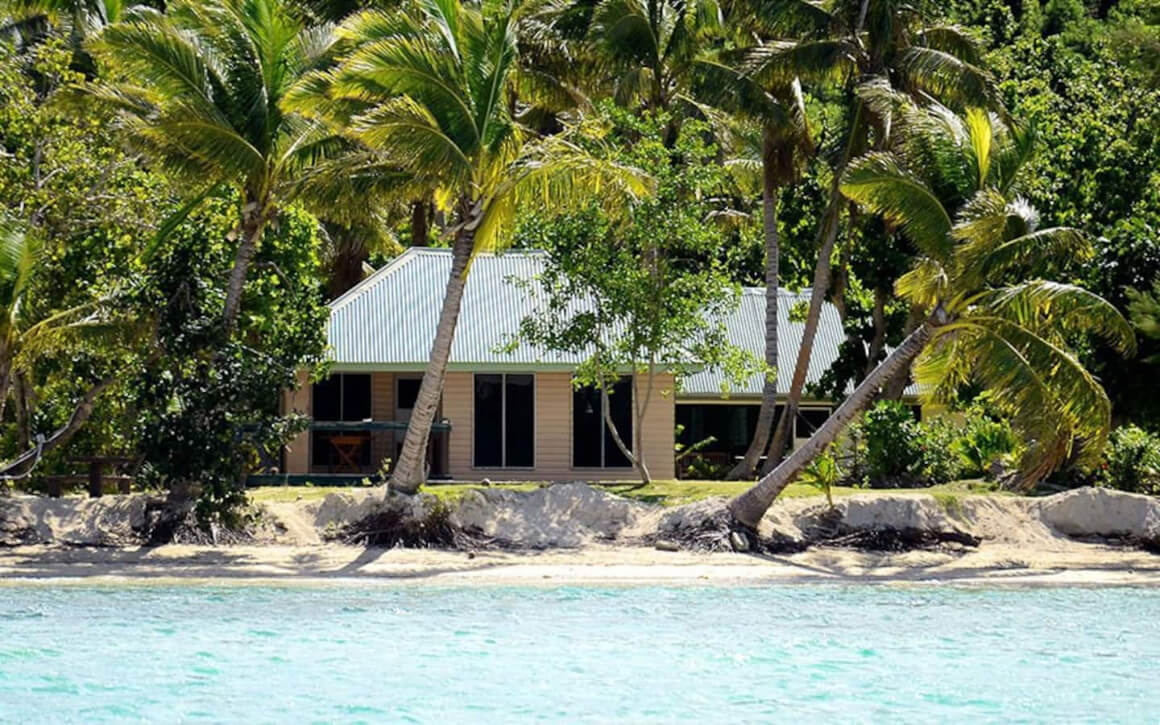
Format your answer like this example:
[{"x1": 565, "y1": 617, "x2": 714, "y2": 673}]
[
  {"x1": 69, "y1": 456, "x2": 135, "y2": 498},
  {"x1": 327, "y1": 435, "x2": 367, "y2": 473}
]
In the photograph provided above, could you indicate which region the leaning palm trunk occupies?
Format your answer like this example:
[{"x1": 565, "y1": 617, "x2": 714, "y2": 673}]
[
  {"x1": 729, "y1": 316, "x2": 937, "y2": 529},
  {"x1": 729, "y1": 158, "x2": 781, "y2": 479},
  {"x1": 389, "y1": 226, "x2": 475, "y2": 493}
]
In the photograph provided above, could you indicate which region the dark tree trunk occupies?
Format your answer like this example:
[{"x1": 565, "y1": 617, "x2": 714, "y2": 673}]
[
  {"x1": 762, "y1": 199, "x2": 842, "y2": 475},
  {"x1": 411, "y1": 200, "x2": 429, "y2": 247},
  {"x1": 222, "y1": 196, "x2": 270, "y2": 332}
]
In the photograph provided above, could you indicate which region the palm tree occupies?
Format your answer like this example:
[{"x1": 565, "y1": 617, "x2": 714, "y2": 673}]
[
  {"x1": 726, "y1": 102, "x2": 1136, "y2": 528},
  {"x1": 84, "y1": 0, "x2": 354, "y2": 331},
  {"x1": 746, "y1": 0, "x2": 1001, "y2": 474},
  {"x1": 288, "y1": 0, "x2": 647, "y2": 493},
  {"x1": 694, "y1": 57, "x2": 813, "y2": 478}
]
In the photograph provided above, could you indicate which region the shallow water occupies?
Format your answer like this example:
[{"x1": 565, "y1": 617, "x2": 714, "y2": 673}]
[{"x1": 0, "y1": 583, "x2": 1157, "y2": 722}]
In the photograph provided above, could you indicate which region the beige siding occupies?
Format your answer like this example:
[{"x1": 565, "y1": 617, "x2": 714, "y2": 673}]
[
  {"x1": 282, "y1": 369, "x2": 311, "y2": 474},
  {"x1": 370, "y1": 372, "x2": 395, "y2": 469},
  {"x1": 444, "y1": 372, "x2": 473, "y2": 474},
  {"x1": 443, "y1": 371, "x2": 675, "y2": 482}
]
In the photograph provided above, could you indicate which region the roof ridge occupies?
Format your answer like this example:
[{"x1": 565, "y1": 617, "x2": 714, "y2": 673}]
[{"x1": 329, "y1": 247, "x2": 423, "y2": 311}]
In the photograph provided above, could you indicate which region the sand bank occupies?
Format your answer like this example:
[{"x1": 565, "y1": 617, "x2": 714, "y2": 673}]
[
  {"x1": 2, "y1": 485, "x2": 1158, "y2": 587},
  {"x1": 2, "y1": 541, "x2": 1158, "y2": 587}
]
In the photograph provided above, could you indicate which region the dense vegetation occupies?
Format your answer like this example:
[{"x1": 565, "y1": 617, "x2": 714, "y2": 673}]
[{"x1": 0, "y1": 0, "x2": 1155, "y2": 523}]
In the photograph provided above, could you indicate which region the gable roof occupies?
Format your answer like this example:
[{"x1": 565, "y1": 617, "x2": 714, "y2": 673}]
[{"x1": 327, "y1": 248, "x2": 862, "y2": 397}]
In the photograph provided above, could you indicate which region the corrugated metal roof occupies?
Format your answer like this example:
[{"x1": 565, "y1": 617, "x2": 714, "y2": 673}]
[
  {"x1": 328, "y1": 248, "x2": 911, "y2": 398},
  {"x1": 681, "y1": 287, "x2": 845, "y2": 398}
]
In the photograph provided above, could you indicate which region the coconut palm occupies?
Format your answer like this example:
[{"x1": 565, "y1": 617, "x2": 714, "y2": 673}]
[
  {"x1": 84, "y1": 0, "x2": 358, "y2": 331},
  {"x1": 693, "y1": 57, "x2": 814, "y2": 478},
  {"x1": 727, "y1": 102, "x2": 1136, "y2": 528},
  {"x1": 746, "y1": 0, "x2": 1001, "y2": 473},
  {"x1": 287, "y1": 0, "x2": 648, "y2": 493}
]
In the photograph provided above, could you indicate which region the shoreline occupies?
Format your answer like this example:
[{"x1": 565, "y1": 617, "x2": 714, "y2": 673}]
[{"x1": 3, "y1": 542, "x2": 1159, "y2": 588}]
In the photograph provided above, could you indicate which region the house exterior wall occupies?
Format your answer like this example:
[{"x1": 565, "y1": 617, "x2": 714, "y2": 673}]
[
  {"x1": 284, "y1": 368, "x2": 676, "y2": 481},
  {"x1": 282, "y1": 369, "x2": 311, "y2": 474},
  {"x1": 444, "y1": 371, "x2": 675, "y2": 481},
  {"x1": 370, "y1": 372, "x2": 395, "y2": 470}
]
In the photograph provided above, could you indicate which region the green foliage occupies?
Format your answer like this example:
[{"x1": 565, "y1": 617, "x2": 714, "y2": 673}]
[
  {"x1": 853, "y1": 401, "x2": 922, "y2": 485},
  {"x1": 514, "y1": 110, "x2": 757, "y2": 396},
  {"x1": 129, "y1": 198, "x2": 328, "y2": 519},
  {"x1": 849, "y1": 400, "x2": 1017, "y2": 487},
  {"x1": 1100, "y1": 425, "x2": 1160, "y2": 495},
  {"x1": 954, "y1": 412, "x2": 1017, "y2": 476},
  {"x1": 798, "y1": 450, "x2": 841, "y2": 508}
]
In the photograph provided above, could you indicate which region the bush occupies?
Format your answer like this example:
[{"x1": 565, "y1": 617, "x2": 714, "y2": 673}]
[
  {"x1": 955, "y1": 415, "x2": 1018, "y2": 478},
  {"x1": 848, "y1": 400, "x2": 1018, "y2": 487},
  {"x1": 1100, "y1": 426, "x2": 1160, "y2": 495},
  {"x1": 856, "y1": 401, "x2": 921, "y2": 486},
  {"x1": 913, "y1": 417, "x2": 968, "y2": 484}
]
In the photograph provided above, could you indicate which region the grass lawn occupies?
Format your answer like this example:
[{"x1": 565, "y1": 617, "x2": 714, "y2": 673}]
[{"x1": 247, "y1": 478, "x2": 1002, "y2": 507}]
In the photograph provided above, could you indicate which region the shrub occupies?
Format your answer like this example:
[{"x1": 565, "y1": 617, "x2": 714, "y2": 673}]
[
  {"x1": 1100, "y1": 426, "x2": 1160, "y2": 495},
  {"x1": 955, "y1": 416, "x2": 1018, "y2": 478},
  {"x1": 913, "y1": 417, "x2": 968, "y2": 484},
  {"x1": 799, "y1": 450, "x2": 842, "y2": 508},
  {"x1": 856, "y1": 401, "x2": 921, "y2": 486}
]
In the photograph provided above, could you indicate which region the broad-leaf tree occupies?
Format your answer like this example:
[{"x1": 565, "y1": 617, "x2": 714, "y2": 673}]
[
  {"x1": 727, "y1": 102, "x2": 1135, "y2": 528},
  {"x1": 288, "y1": 0, "x2": 648, "y2": 493}
]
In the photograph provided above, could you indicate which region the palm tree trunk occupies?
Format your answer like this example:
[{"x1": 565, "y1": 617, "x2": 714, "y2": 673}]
[
  {"x1": 882, "y1": 304, "x2": 925, "y2": 400},
  {"x1": 865, "y1": 286, "x2": 888, "y2": 378},
  {"x1": 761, "y1": 100, "x2": 868, "y2": 475},
  {"x1": 729, "y1": 151, "x2": 781, "y2": 480},
  {"x1": 411, "y1": 200, "x2": 429, "y2": 247},
  {"x1": 0, "y1": 345, "x2": 11, "y2": 425},
  {"x1": 728, "y1": 318, "x2": 936, "y2": 529},
  {"x1": 14, "y1": 371, "x2": 31, "y2": 451},
  {"x1": 761, "y1": 198, "x2": 842, "y2": 475},
  {"x1": 222, "y1": 198, "x2": 269, "y2": 332},
  {"x1": 389, "y1": 223, "x2": 475, "y2": 493}
]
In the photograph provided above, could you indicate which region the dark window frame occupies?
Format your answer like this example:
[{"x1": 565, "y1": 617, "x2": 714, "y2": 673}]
[
  {"x1": 472, "y1": 373, "x2": 536, "y2": 469},
  {"x1": 572, "y1": 377, "x2": 634, "y2": 469},
  {"x1": 310, "y1": 373, "x2": 373, "y2": 470}
]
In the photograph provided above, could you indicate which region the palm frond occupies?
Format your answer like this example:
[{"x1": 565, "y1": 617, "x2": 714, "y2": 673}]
[
  {"x1": 841, "y1": 152, "x2": 953, "y2": 258},
  {"x1": 896, "y1": 46, "x2": 1000, "y2": 111},
  {"x1": 975, "y1": 281, "x2": 1136, "y2": 356}
]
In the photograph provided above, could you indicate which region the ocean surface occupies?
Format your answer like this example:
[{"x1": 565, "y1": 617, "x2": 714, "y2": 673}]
[{"x1": 0, "y1": 583, "x2": 1157, "y2": 722}]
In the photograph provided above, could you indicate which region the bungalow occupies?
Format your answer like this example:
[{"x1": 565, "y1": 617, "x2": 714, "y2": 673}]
[{"x1": 280, "y1": 248, "x2": 871, "y2": 482}]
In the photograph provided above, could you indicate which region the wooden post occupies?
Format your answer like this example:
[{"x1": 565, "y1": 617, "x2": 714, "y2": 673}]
[{"x1": 87, "y1": 461, "x2": 102, "y2": 498}]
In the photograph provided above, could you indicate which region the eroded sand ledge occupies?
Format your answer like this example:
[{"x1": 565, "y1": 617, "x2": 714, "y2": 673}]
[{"x1": 1, "y1": 485, "x2": 1158, "y2": 586}]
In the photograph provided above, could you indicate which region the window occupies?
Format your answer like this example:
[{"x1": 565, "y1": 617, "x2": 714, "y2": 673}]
[
  {"x1": 573, "y1": 378, "x2": 632, "y2": 468},
  {"x1": 795, "y1": 407, "x2": 831, "y2": 440},
  {"x1": 311, "y1": 374, "x2": 372, "y2": 469},
  {"x1": 473, "y1": 374, "x2": 535, "y2": 468},
  {"x1": 396, "y1": 377, "x2": 422, "y2": 411}
]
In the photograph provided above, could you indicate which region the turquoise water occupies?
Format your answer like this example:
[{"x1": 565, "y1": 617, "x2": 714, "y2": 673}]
[{"x1": 1, "y1": 584, "x2": 1158, "y2": 722}]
